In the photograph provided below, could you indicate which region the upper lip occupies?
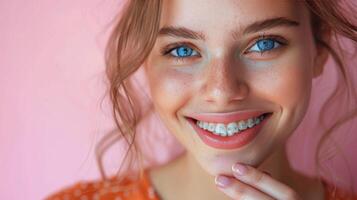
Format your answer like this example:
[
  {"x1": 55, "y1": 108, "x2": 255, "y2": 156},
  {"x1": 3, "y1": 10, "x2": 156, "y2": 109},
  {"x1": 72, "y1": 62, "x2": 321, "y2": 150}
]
[{"x1": 187, "y1": 110, "x2": 271, "y2": 124}]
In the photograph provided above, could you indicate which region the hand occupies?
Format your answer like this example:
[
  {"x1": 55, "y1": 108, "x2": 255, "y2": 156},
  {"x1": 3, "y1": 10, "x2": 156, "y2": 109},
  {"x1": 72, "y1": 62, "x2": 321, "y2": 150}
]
[{"x1": 214, "y1": 163, "x2": 302, "y2": 200}]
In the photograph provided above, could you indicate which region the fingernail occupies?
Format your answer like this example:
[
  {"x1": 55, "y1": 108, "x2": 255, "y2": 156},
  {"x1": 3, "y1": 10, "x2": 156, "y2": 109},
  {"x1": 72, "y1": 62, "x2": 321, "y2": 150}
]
[
  {"x1": 215, "y1": 175, "x2": 233, "y2": 188},
  {"x1": 232, "y1": 163, "x2": 247, "y2": 175}
]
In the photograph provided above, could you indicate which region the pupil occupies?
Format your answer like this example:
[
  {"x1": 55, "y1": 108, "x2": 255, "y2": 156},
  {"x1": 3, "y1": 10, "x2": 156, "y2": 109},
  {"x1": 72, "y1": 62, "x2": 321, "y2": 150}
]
[
  {"x1": 257, "y1": 39, "x2": 274, "y2": 51},
  {"x1": 178, "y1": 47, "x2": 192, "y2": 57}
]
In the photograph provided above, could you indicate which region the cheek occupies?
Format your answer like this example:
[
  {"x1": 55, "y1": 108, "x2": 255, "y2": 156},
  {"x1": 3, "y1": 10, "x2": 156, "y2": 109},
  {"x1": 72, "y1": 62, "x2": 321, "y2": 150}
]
[
  {"x1": 247, "y1": 49, "x2": 314, "y2": 145},
  {"x1": 146, "y1": 66, "x2": 193, "y2": 118},
  {"x1": 248, "y1": 49, "x2": 313, "y2": 111},
  {"x1": 274, "y1": 53, "x2": 313, "y2": 112},
  {"x1": 145, "y1": 65, "x2": 202, "y2": 148}
]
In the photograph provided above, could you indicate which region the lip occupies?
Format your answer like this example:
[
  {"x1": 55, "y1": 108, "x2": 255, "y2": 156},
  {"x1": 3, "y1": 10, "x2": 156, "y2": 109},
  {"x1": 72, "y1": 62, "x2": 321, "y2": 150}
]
[
  {"x1": 186, "y1": 113, "x2": 272, "y2": 150},
  {"x1": 188, "y1": 110, "x2": 270, "y2": 124}
]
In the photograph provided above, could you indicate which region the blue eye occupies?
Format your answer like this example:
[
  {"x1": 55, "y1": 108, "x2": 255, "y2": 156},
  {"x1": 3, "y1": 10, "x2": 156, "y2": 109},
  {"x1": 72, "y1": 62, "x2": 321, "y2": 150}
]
[
  {"x1": 170, "y1": 46, "x2": 199, "y2": 57},
  {"x1": 248, "y1": 38, "x2": 281, "y2": 53}
]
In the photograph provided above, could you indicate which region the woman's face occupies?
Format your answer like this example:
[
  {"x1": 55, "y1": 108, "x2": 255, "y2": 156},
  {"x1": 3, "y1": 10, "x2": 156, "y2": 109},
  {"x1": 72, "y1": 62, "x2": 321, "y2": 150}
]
[{"x1": 144, "y1": 0, "x2": 323, "y2": 175}]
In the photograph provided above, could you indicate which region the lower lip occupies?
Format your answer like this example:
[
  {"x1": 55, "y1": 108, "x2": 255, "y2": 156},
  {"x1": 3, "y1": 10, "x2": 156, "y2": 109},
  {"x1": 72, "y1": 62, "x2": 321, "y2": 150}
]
[{"x1": 187, "y1": 113, "x2": 272, "y2": 150}]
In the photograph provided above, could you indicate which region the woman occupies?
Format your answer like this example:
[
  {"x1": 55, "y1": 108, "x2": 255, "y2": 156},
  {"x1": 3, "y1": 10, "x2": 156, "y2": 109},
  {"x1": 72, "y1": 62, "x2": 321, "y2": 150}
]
[{"x1": 46, "y1": 0, "x2": 357, "y2": 199}]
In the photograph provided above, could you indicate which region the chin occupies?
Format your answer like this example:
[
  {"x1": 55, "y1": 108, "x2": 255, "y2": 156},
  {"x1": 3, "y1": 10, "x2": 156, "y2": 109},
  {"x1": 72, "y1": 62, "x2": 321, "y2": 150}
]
[
  {"x1": 193, "y1": 144, "x2": 274, "y2": 177},
  {"x1": 201, "y1": 163, "x2": 234, "y2": 177}
]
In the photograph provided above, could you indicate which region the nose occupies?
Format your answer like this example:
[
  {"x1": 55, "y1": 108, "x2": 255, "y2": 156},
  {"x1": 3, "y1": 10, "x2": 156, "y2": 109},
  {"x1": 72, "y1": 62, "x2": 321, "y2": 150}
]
[{"x1": 200, "y1": 58, "x2": 249, "y2": 106}]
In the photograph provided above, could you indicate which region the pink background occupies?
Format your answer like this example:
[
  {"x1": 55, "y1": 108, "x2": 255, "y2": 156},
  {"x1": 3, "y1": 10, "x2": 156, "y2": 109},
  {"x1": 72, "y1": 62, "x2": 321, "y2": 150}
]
[{"x1": 1, "y1": 0, "x2": 356, "y2": 199}]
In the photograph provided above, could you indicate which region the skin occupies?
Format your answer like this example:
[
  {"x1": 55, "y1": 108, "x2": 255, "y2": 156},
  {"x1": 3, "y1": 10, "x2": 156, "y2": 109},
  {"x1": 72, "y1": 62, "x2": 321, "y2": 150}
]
[{"x1": 143, "y1": 0, "x2": 329, "y2": 199}]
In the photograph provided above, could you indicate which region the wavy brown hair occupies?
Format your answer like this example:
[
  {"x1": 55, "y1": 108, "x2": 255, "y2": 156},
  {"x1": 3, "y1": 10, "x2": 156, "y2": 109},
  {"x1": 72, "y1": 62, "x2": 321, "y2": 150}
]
[{"x1": 97, "y1": 0, "x2": 357, "y2": 194}]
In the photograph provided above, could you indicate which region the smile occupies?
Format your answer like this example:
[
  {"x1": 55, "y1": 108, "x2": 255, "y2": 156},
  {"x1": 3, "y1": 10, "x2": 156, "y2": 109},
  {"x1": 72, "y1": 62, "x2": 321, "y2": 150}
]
[
  {"x1": 196, "y1": 113, "x2": 265, "y2": 137},
  {"x1": 186, "y1": 111, "x2": 273, "y2": 150}
]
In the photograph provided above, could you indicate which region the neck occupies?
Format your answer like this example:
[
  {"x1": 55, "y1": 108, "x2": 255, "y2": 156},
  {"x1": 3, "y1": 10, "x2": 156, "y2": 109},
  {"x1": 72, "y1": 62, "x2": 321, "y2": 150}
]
[{"x1": 156, "y1": 146, "x2": 324, "y2": 200}]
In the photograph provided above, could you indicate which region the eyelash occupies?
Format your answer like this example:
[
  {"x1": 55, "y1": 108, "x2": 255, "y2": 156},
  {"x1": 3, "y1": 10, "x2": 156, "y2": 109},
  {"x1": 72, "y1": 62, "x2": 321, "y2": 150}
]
[{"x1": 160, "y1": 34, "x2": 288, "y2": 62}]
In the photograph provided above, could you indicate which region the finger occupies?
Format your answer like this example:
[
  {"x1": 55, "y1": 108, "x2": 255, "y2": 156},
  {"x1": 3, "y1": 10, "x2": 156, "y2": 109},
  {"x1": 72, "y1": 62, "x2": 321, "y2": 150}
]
[
  {"x1": 232, "y1": 163, "x2": 301, "y2": 200},
  {"x1": 215, "y1": 175, "x2": 274, "y2": 200}
]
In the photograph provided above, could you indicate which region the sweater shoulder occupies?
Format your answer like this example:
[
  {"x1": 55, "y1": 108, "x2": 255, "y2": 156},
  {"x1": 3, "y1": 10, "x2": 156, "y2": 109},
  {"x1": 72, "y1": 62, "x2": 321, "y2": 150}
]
[{"x1": 44, "y1": 173, "x2": 159, "y2": 200}]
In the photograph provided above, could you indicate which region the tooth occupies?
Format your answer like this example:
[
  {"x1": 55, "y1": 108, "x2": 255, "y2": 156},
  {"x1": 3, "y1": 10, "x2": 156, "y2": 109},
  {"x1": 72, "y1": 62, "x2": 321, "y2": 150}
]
[
  {"x1": 255, "y1": 118, "x2": 261, "y2": 125},
  {"x1": 197, "y1": 121, "x2": 202, "y2": 127},
  {"x1": 235, "y1": 125, "x2": 240, "y2": 133},
  {"x1": 220, "y1": 131, "x2": 228, "y2": 137},
  {"x1": 247, "y1": 118, "x2": 255, "y2": 128},
  {"x1": 208, "y1": 123, "x2": 215, "y2": 132},
  {"x1": 203, "y1": 122, "x2": 209, "y2": 130},
  {"x1": 238, "y1": 121, "x2": 247, "y2": 130},
  {"x1": 260, "y1": 115, "x2": 265, "y2": 120},
  {"x1": 215, "y1": 123, "x2": 227, "y2": 136},
  {"x1": 212, "y1": 131, "x2": 220, "y2": 135},
  {"x1": 227, "y1": 122, "x2": 238, "y2": 136}
]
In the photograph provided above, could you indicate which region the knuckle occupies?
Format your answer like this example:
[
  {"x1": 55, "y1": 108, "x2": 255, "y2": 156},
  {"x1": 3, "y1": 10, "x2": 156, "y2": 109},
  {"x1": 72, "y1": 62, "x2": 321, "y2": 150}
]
[
  {"x1": 233, "y1": 186, "x2": 246, "y2": 200},
  {"x1": 233, "y1": 185, "x2": 245, "y2": 194}
]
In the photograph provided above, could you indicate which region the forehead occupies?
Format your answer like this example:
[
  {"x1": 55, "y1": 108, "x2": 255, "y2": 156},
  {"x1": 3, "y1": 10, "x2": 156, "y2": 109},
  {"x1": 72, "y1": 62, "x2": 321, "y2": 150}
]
[{"x1": 161, "y1": 0, "x2": 308, "y2": 34}]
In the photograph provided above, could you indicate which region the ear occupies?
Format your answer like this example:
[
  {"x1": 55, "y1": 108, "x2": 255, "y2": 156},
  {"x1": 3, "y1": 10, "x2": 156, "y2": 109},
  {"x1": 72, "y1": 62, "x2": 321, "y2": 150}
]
[{"x1": 312, "y1": 29, "x2": 331, "y2": 78}]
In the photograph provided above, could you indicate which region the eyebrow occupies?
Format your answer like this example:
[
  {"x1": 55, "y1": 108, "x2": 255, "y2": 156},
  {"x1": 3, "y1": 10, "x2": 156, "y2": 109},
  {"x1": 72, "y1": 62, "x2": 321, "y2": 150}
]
[{"x1": 158, "y1": 17, "x2": 300, "y2": 40}]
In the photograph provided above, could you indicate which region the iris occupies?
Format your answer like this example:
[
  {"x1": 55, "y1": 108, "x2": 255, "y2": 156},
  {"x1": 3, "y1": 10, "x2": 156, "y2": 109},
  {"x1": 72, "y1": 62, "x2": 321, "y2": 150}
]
[
  {"x1": 258, "y1": 39, "x2": 274, "y2": 50},
  {"x1": 250, "y1": 38, "x2": 279, "y2": 52},
  {"x1": 174, "y1": 46, "x2": 194, "y2": 57}
]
